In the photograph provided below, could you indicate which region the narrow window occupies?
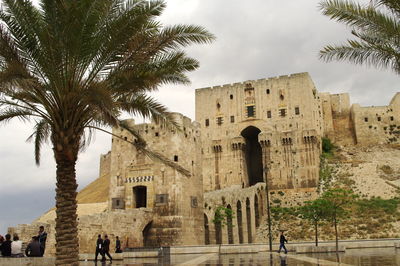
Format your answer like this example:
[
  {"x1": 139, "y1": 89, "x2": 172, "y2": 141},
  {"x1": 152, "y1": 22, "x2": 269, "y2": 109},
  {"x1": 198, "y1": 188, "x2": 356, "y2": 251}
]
[
  {"x1": 364, "y1": 117, "x2": 368, "y2": 122},
  {"x1": 205, "y1": 119, "x2": 209, "y2": 127},
  {"x1": 116, "y1": 199, "x2": 120, "y2": 206},
  {"x1": 267, "y1": 110, "x2": 272, "y2": 118},
  {"x1": 279, "y1": 109, "x2": 286, "y2": 117},
  {"x1": 155, "y1": 132, "x2": 159, "y2": 137},
  {"x1": 390, "y1": 116, "x2": 394, "y2": 121},
  {"x1": 377, "y1": 117, "x2": 381, "y2": 122},
  {"x1": 230, "y1": 116, "x2": 235, "y2": 123},
  {"x1": 247, "y1": 106, "x2": 255, "y2": 117},
  {"x1": 266, "y1": 89, "x2": 270, "y2": 94},
  {"x1": 230, "y1": 94, "x2": 233, "y2": 100},
  {"x1": 217, "y1": 117, "x2": 223, "y2": 125},
  {"x1": 174, "y1": 155, "x2": 178, "y2": 162},
  {"x1": 295, "y1": 107, "x2": 300, "y2": 115}
]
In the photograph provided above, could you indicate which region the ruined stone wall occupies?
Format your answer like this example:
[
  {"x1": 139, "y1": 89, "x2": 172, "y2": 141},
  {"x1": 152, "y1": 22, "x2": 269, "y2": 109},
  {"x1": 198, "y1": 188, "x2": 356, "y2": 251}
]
[
  {"x1": 351, "y1": 99, "x2": 400, "y2": 145},
  {"x1": 195, "y1": 72, "x2": 322, "y2": 193},
  {"x1": 321, "y1": 93, "x2": 356, "y2": 146},
  {"x1": 319, "y1": 93, "x2": 335, "y2": 140},
  {"x1": 99, "y1": 151, "x2": 111, "y2": 180}
]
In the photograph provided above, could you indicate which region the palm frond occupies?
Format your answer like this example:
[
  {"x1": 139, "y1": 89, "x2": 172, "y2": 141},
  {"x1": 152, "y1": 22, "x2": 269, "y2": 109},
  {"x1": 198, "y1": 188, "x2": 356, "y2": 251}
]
[
  {"x1": 118, "y1": 93, "x2": 180, "y2": 130},
  {"x1": 319, "y1": 0, "x2": 400, "y2": 74},
  {"x1": 0, "y1": 107, "x2": 32, "y2": 123},
  {"x1": 26, "y1": 119, "x2": 50, "y2": 165}
]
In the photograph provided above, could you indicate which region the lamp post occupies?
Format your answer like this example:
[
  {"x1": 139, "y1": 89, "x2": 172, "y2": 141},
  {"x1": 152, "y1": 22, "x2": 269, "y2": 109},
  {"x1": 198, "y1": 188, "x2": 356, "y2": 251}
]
[{"x1": 264, "y1": 167, "x2": 273, "y2": 252}]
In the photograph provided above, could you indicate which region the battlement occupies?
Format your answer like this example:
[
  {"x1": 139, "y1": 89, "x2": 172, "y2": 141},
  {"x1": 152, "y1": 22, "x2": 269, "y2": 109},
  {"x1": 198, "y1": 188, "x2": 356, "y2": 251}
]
[{"x1": 196, "y1": 72, "x2": 310, "y2": 92}]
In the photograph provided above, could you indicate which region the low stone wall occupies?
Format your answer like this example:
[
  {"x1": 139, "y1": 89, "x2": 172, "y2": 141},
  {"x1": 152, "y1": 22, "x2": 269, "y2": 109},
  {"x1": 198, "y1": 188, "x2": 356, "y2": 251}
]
[
  {"x1": 295, "y1": 246, "x2": 345, "y2": 253},
  {"x1": 9, "y1": 208, "x2": 154, "y2": 256}
]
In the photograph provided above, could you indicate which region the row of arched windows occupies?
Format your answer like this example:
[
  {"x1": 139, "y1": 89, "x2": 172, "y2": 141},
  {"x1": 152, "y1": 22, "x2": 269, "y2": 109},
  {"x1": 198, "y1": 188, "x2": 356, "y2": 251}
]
[{"x1": 204, "y1": 192, "x2": 264, "y2": 245}]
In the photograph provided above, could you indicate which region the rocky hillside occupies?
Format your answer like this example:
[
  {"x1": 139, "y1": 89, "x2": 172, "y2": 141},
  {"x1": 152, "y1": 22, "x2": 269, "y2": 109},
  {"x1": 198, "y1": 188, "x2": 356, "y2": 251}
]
[{"x1": 255, "y1": 144, "x2": 400, "y2": 243}]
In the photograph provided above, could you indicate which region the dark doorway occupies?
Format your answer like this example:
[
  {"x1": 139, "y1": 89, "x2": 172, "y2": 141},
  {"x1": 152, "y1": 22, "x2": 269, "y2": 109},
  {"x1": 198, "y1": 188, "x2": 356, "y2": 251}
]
[
  {"x1": 142, "y1": 221, "x2": 153, "y2": 247},
  {"x1": 237, "y1": 201, "x2": 244, "y2": 244},
  {"x1": 204, "y1": 214, "x2": 210, "y2": 245},
  {"x1": 246, "y1": 198, "x2": 252, "y2": 243},
  {"x1": 227, "y1": 205, "x2": 234, "y2": 244},
  {"x1": 133, "y1": 186, "x2": 147, "y2": 208},
  {"x1": 241, "y1": 126, "x2": 263, "y2": 186}
]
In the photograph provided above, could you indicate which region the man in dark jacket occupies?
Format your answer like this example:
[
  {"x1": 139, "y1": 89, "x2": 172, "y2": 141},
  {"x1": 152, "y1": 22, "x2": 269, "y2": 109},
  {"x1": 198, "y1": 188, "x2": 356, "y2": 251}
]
[
  {"x1": 278, "y1": 231, "x2": 288, "y2": 254},
  {"x1": 102, "y1": 235, "x2": 112, "y2": 262},
  {"x1": 1, "y1": 234, "x2": 12, "y2": 257},
  {"x1": 95, "y1": 234, "x2": 105, "y2": 262},
  {"x1": 25, "y1": 236, "x2": 41, "y2": 257},
  {"x1": 37, "y1": 226, "x2": 47, "y2": 256}
]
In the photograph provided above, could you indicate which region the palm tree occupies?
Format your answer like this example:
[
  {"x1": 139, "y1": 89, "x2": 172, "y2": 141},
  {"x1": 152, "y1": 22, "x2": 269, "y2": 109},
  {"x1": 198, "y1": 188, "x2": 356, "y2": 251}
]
[
  {"x1": 319, "y1": 0, "x2": 400, "y2": 74},
  {"x1": 0, "y1": 0, "x2": 214, "y2": 265}
]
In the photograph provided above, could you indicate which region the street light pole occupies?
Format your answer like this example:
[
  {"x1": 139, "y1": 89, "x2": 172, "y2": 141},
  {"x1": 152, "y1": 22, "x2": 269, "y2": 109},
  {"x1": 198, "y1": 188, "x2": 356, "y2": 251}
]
[{"x1": 264, "y1": 167, "x2": 273, "y2": 252}]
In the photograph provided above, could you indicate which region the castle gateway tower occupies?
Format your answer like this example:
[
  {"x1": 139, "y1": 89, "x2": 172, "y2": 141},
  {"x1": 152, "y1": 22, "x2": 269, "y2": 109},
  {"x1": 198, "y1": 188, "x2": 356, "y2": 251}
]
[{"x1": 195, "y1": 72, "x2": 323, "y2": 192}]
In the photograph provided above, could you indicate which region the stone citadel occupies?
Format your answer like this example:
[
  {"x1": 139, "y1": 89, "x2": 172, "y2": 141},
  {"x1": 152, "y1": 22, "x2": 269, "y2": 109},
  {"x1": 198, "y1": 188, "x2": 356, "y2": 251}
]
[{"x1": 9, "y1": 72, "x2": 400, "y2": 254}]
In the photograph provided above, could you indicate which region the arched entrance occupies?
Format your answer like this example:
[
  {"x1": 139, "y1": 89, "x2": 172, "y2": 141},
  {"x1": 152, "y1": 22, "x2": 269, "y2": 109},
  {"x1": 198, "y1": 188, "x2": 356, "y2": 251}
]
[
  {"x1": 237, "y1": 200, "x2": 244, "y2": 244},
  {"x1": 255, "y1": 195, "x2": 260, "y2": 228},
  {"x1": 142, "y1": 221, "x2": 153, "y2": 247},
  {"x1": 215, "y1": 211, "x2": 222, "y2": 244},
  {"x1": 246, "y1": 198, "x2": 252, "y2": 243},
  {"x1": 226, "y1": 205, "x2": 234, "y2": 244},
  {"x1": 133, "y1": 186, "x2": 147, "y2": 208},
  {"x1": 241, "y1": 126, "x2": 263, "y2": 186},
  {"x1": 204, "y1": 214, "x2": 210, "y2": 245}
]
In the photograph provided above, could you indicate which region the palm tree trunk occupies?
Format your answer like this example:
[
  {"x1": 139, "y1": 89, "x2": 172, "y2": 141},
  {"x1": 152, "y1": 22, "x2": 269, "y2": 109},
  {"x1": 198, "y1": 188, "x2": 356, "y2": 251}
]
[
  {"x1": 54, "y1": 142, "x2": 79, "y2": 265},
  {"x1": 315, "y1": 222, "x2": 318, "y2": 247}
]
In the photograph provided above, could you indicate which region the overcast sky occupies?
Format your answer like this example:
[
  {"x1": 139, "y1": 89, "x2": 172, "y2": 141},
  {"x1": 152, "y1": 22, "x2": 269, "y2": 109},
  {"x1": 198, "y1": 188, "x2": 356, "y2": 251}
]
[{"x1": 0, "y1": 0, "x2": 398, "y2": 234}]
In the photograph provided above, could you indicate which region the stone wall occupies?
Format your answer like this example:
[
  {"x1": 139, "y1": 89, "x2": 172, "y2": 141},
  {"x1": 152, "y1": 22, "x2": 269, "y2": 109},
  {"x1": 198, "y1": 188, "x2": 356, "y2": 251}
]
[
  {"x1": 351, "y1": 94, "x2": 400, "y2": 145},
  {"x1": 9, "y1": 209, "x2": 154, "y2": 256}
]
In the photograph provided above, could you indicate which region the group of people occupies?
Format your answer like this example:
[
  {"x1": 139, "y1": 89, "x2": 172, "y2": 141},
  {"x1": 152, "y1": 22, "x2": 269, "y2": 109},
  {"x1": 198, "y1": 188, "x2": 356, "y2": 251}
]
[
  {"x1": 95, "y1": 234, "x2": 122, "y2": 262},
  {"x1": 0, "y1": 225, "x2": 47, "y2": 258}
]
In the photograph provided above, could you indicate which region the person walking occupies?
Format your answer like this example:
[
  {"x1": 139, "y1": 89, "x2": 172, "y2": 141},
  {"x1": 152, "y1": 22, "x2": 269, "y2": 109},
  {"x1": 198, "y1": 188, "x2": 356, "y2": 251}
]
[
  {"x1": 115, "y1": 236, "x2": 122, "y2": 253},
  {"x1": 37, "y1": 225, "x2": 47, "y2": 256},
  {"x1": 25, "y1": 236, "x2": 41, "y2": 257},
  {"x1": 94, "y1": 234, "x2": 105, "y2": 262},
  {"x1": 278, "y1": 231, "x2": 288, "y2": 254},
  {"x1": 11, "y1": 234, "x2": 24, "y2": 257},
  {"x1": 101, "y1": 235, "x2": 112, "y2": 262},
  {"x1": 1, "y1": 234, "x2": 12, "y2": 257}
]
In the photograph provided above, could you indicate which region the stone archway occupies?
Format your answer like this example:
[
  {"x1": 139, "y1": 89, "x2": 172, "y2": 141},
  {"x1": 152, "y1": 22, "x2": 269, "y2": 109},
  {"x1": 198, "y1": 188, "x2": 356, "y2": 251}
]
[
  {"x1": 241, "y1": 126, "x2": 263, "y2": 186},
  {"x1": 255, "y1": 194, "x2": 260, "y2": 228},
  {"x1": 246, "y1": 197, "x2": 252, "y2": 243},
  {"x1": 237, "y1": 200, "x2": 244, "y2": 244},
  {"x1": 226, "y1": 204, "x2": 234, "y2": 244},
  {"x1": 215, "y1": 211, "x2": 222, "y2": 244},
  {"x1": 142, "y1": 221, "x2": 153, "y2": 247},
  {"x1": 204, "y1": 214, "x2": 210, "y2": 245}
]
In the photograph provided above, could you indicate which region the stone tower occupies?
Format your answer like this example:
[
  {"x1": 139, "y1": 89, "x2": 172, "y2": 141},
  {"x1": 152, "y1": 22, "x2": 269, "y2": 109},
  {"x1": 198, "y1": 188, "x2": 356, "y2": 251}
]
[
  {"x1": 195, "y1": 72, "x2": 323, "y2": 192},
  {"x1": 108, "y1": 113, "x2": 204, "y2": 246}
]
